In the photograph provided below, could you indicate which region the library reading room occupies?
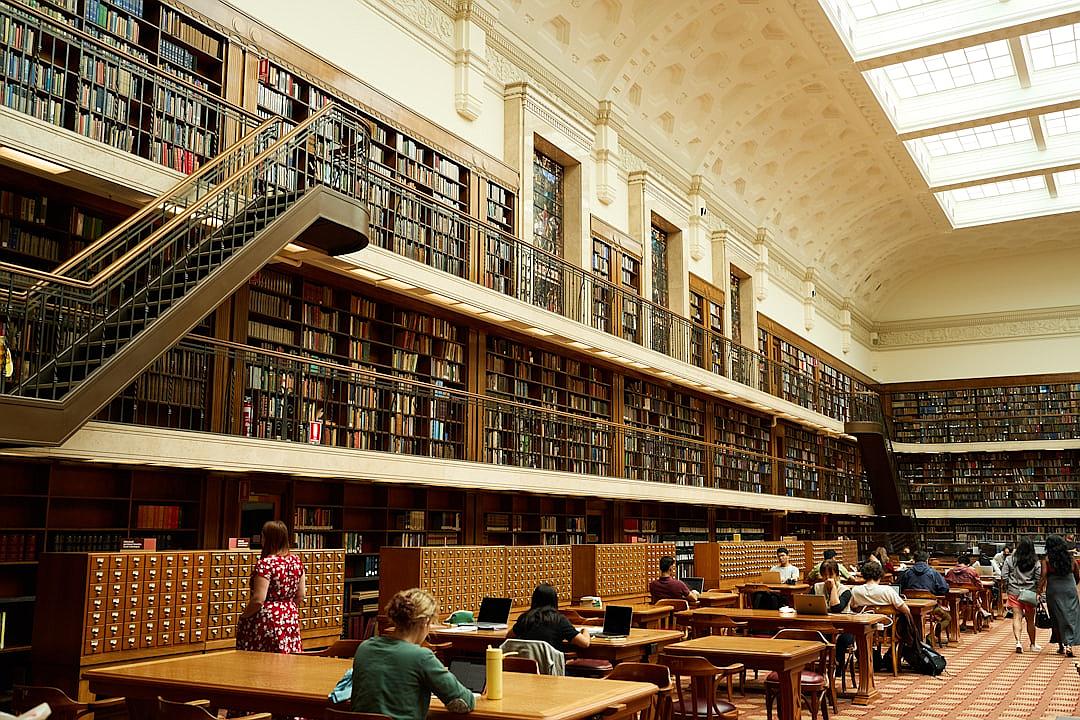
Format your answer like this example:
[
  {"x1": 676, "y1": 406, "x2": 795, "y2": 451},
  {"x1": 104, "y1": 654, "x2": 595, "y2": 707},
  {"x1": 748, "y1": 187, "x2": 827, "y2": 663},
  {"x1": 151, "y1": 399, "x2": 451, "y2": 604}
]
[{"x1": 1, "y1": 0, "x2": 1080, "y2": 719}]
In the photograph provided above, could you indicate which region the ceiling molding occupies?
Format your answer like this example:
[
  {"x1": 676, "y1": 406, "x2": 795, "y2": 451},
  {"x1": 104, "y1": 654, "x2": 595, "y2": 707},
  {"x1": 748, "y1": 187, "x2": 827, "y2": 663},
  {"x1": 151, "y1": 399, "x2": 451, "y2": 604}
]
[{"x1": 872, "y1": 304, "x2": 1080, "y2": 349}]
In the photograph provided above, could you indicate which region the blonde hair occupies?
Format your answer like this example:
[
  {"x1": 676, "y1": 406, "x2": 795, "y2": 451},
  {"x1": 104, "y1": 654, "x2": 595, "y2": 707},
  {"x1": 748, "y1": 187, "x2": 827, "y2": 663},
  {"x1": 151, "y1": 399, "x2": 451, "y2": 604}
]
[
  {"x1": 260, "y1": 520, "x2": 291, "y2": 558},
  {"x1": 386, "y1": 588, "x2": 437, "y2": 631}
]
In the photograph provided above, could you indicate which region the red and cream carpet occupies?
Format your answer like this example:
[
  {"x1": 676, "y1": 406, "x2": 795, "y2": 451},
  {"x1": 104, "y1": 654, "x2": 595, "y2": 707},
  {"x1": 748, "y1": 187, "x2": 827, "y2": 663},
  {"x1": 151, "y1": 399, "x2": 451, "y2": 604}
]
[{"x1": 733, "y1": 618, "x2": 1080, "y2": 720}]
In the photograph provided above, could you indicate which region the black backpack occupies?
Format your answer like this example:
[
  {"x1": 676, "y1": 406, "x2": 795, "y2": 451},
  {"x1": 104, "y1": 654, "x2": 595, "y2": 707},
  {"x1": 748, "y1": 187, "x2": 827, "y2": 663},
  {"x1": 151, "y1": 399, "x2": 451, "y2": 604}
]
[{"x1": 904, "y1": 641, "x2": 947, "y2": 675}]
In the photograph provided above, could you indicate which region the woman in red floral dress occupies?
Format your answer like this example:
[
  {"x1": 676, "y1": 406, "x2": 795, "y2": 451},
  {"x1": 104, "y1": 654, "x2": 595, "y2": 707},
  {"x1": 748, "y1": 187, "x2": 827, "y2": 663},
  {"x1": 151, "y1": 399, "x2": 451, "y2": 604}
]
[{"x1": 236, "y1": 520, "x2": 305, "y2": 653}]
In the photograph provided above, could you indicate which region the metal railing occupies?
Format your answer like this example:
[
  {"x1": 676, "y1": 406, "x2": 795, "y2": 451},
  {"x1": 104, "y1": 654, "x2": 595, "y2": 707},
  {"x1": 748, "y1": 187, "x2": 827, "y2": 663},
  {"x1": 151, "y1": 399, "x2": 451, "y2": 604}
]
[
  {"x1": 1, "y1": 0, "x2": 261, "y2": 173},
  {"x1": 0, "y1": 103, "x2": 370, "y2": 400},
  {"x1": 99, "y1": 335, "x2": 872, "y2": 504}
]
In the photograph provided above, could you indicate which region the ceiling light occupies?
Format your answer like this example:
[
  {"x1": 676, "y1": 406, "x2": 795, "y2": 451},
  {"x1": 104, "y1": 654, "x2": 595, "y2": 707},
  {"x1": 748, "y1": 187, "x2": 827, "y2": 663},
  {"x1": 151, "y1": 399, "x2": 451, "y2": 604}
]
[
  {"x1": 422, "y1": 292, "x2": 457, "y2": 305},
  {"x1": 350, "y1": 268, "x2": 388, "y2": 281},
  {"x1": 381, "y1": 279, "x2": 415, "y2": 290},
  {"x1": 454, "y1": 302, "x2": 484, "y2": 314},
  {"x1": 567, "y1": 341, "x2": 592, "y2": 350},
  {"x1": 0, "y1": 147, "x2": 69, "y2": 174},
  {"x1": 480, "y1": 311, "x2": 511, "y2": 322},
  {"x1": 527, "y1": 327, "x2": 554, "y2": 336}
]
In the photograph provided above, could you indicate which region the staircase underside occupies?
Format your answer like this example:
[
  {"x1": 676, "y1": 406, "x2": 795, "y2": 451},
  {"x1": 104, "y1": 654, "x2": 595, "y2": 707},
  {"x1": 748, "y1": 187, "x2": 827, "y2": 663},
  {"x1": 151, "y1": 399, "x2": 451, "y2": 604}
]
[
  {"x1": 0, "y1": 187, "x2": 368, "y2": 447},
  {"x1": 846, "y1": 420, "x2": 911, "y2": 519}
]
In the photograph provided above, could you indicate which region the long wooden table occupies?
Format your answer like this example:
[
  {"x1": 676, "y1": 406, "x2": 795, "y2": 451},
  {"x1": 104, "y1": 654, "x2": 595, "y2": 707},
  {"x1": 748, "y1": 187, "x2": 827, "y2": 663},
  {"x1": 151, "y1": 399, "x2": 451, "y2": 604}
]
[
  {"x1": 674, "y1": 607, "x2": 885, "y2": 705},
  {"x1": 734, "y1": 582, "x2": 811, "y2": 608},
  {"x1": 429, "y1": 626, "x2": 685, "y2": 665},
  {"x1": 663, "y1": 636, "x2": 824, "y2": 720},
  {"x1": 697, "y1": 591, "x2": 740, "y2": 608},
  {"x1": 83, "y1": 650, "x2": 656, "y2": 720},
  {"x1": 573, "y1": 603, "x2": 673, "y2": 629}
]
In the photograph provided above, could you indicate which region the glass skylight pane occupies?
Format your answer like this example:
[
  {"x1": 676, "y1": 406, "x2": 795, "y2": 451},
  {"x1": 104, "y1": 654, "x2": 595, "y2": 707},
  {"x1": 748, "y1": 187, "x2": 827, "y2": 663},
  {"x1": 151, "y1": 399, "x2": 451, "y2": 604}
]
[
  {"x1": 949, "y1": 176, "x2": 1046, "y2": 201},
  {"x1": 1056, "y1": 169, "x2": 1080, "y2": 187},
  {"x1": 1043, "y1": 108, "x2": 1080, "y2": 137},
  {"x1": 878, "y1": 40, "x2": 1014, "y2": 98},
  {"x1": 918, "y1": 119, "x2": 1032, "y2": 157},
  {"x1": 1026, "y1": 23, "x2": 1080, "y2": 71},
  {"x1": 848, "y1": 0, "x2": 934, "y2": 21}
]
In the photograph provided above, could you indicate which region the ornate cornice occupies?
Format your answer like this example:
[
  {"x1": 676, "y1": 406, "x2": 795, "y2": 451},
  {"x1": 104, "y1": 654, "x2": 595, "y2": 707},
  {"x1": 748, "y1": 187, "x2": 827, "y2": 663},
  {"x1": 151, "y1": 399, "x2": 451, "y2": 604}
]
[{"x1": 873, "y1": 306, "x2": 1080, "y2": 348}]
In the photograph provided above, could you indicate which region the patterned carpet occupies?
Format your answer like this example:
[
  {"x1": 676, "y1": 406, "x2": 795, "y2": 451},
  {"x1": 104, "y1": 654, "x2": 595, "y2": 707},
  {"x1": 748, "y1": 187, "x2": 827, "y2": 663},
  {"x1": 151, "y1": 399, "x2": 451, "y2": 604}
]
[{"x1": 729, "y1": 618, "x2": 1080, "y2": 720}]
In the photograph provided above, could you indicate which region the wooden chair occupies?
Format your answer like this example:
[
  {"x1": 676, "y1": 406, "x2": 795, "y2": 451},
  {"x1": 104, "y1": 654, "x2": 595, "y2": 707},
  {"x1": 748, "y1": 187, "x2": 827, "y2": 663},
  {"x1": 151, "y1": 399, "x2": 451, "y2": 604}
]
[
  {"x1": 659, "y1": 654, "x2": 742, "y2": 720},
  {"x1": 157, "y1": 698, "x2": 270, "y2": 720},
  {"x1": 655, "y1": 599, "x2": 689, "y2": 630},
  {"x1": 503, "y1": 656, "x2": 539, "y2": 673},
  {"x1": 606, "y1": 663, "x2": 674, "y2": 720},
  {"x1": 13, "y1": 687, "x2": 126, "y2": 720},
  {"x1": 302, "y1": 639, "x2": 362, "y2": 658},
  {"x1": 324, "y1": 708, "x2": 394, "y2": 720},
  {"x1": 764, "y1": 629, "x2": 834, "y2": 720},
  {"x1": 784, "y1": 622, "x2": 842, "y2": 712},
  {"x1": 902, "y1": 589, "x2": 946, "y2": 648},
  {"x1": 861, "y1": 604, "x2": 901, "y2": 676}
]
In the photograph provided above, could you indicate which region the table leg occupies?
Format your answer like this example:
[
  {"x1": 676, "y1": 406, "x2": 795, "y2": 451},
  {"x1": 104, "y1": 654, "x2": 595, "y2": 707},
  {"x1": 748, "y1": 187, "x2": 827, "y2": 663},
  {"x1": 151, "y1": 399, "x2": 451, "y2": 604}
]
[
  {"x1": 776, "y1": 666, "x2": 801, "y2": 720},
  {"x1": 848, "y1": 624, "x2": 879, "y2": 706},
  {"x1": 947, "y1": 596, "x2": 961, "y2": 644}
]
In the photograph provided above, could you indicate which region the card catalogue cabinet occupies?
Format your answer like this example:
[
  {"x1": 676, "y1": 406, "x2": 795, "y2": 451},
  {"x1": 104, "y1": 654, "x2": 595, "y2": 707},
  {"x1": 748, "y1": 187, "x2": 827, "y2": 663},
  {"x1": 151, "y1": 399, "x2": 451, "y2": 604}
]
[
  {"x1": 693, "y1": 541, "x2": 809, "y2": 591},
  {"x1": 571, "y1": 543, "x2": 676, "y2": 601}
]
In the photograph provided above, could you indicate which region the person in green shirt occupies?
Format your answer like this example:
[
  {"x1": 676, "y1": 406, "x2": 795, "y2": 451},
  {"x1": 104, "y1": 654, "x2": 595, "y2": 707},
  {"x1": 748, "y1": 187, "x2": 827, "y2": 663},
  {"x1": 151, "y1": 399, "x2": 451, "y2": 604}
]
[
  {"x1": 351, "y1": 588, "x2": 475, "y2": 720},
  {"x1": 808, "y1": 549, "x2": 852, "y2": 582}
]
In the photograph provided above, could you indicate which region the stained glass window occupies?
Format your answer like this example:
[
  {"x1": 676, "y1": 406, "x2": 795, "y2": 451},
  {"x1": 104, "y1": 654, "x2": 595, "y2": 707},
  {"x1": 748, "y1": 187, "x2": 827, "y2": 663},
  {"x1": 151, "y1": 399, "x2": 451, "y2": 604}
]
[
  {"x1": 650, "y1": 226, "x2": 669, "y2": 307},
  {"x1": 532, "y1": 150, "x2": 564, "y2": 313},
  {"x1": 730, "y1": 271, "x2": 742, "y2": 345}
]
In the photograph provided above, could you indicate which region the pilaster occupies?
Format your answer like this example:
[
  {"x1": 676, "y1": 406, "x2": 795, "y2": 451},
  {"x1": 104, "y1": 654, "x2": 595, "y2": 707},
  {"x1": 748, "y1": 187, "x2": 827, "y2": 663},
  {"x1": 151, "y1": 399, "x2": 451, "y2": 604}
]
[{"x1": 594, "y1": 100, "x2": 622, "y2": 206}]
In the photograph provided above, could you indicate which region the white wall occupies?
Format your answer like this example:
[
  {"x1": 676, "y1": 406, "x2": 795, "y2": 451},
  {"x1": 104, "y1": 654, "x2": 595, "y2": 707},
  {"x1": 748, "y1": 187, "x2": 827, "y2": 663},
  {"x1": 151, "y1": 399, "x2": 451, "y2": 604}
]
[
  {"x1": 228, "y1": 0, "x2": 506, "y2": 158},
  {"x1": 873, "y1": 334, "x2": 1080, "y2": 383},
  {"x1": 877, "y1": 246, "x2": 1080, "y2": 322}
]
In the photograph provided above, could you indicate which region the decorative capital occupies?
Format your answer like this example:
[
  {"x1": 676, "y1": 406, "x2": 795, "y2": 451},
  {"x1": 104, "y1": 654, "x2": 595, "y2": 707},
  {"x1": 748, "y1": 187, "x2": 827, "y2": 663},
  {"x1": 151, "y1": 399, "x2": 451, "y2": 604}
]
[{"x1": 454, "y1": 0, "x2": 497, "y2": 30}]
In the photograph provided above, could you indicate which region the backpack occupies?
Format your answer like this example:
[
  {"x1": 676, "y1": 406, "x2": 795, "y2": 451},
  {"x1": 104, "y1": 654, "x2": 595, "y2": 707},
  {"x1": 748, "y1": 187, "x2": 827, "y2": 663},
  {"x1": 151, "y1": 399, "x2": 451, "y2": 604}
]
[{"x1": 904, "y1": 641, "x2": 947, "y2": 676}]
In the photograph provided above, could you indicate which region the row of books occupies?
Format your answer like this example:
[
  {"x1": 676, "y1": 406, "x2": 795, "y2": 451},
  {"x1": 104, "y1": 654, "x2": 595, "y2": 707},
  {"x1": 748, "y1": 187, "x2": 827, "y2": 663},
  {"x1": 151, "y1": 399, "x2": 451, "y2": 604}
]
[
  {"x1": 85, "y1": 0, "x2": 141, "y2": 43},
  {"x1": 294, "y1": 506, "x2": 335, "y2": 529},
  {"x1": 0, "y1": 533, "x2": 38, "y2": 561},
  {"x1": 160, "y1": 8, "x2": 220, "y2": 58},
  {"x1": 134, "y1": 504, "x2": 183, "y2": 529}
]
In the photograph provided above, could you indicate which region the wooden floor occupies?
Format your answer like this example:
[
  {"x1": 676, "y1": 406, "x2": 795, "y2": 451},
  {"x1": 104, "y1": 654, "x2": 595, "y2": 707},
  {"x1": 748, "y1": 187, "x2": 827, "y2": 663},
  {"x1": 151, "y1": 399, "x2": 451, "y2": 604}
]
[{"x1": 733, "y1": 616, "x2": 1080, "y2": 720}]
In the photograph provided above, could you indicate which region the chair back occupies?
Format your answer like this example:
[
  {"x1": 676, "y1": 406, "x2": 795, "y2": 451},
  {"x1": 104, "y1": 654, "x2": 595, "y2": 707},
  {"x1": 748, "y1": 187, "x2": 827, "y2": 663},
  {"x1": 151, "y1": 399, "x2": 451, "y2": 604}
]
[
  {"x1": 771, "y1": 627, "x2": 835, "y2": 675},
  {"x1": 501, "y1": 638, "x2": 567, "y2": 676},
  {"x1": 503, "y1": 656, "x2": 540, "y2": 674},
  {"x1": 655, "y1": 599, "x2": 688, "y2": 629},
  {"x1": 902, "y1": 589, "x2": 939, "y2": 600},
  {"x1": 361, "y1": 615, "x2": 378, "y2": 641},
  {"x1": 607, "y1": 663, "x2": 673, "y2": 720},
  {"x1": 13, "y1": 687, "x2": 89, "y2": 720},
  {"x1": 324, "y1": 709, "x2": 394, "y2": 720},
  {"x1": 661, "y1": 654, "x2": 732, "y2": 720},
  {"x1": 688, "y1": 615, "x2": 746, "y2": 639},
  {"x1": 313, "y1": 639, "x2": 362, "y2": 658},
  {"x1": 157, "y1": 699, "x2": 216, "y2": 720}
]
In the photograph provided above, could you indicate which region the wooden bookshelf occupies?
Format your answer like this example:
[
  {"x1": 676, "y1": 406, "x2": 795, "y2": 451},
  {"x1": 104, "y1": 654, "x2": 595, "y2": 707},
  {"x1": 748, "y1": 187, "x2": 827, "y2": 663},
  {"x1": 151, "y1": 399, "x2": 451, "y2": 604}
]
[
  {"x1": 820, "y1": 436, "x2": 866, "y2": 505},
  {"x1": 713, "y1": 401, "x2": 772, "y2": 494},
  {"x1": 478, "y1": 493, "x2": 587, "y2": 546},
  {"x1": 689, "y1": 274, "x2": 725, "y2": 375},
  {"x1": 484, "y1": 334, "x2": 612, "y2": 475},
  {"x1": 242, "y1": 267, "x2": 468, "y2": 458},
  {"x1": 900, "y1": 450, "x2": 1080, "y2": 509},
  {"x1": 920, "y1": 518, "x2": 1079, "y2": 550},
  {"x1": 481, "y1": 179, "x2": 515, "y2": 294},
  {"x1": 623, "y1": 377, "x2": 707, "y2": 486},
  {"x1": 886, "y1": 379, "x2": 1080, "y2": 443},
  {"x1": 620, "y1": 501, "x2": 709, "y2": 578},
  {"x1": 779, "y1": 422, "x2": 819, "y2": 500}
]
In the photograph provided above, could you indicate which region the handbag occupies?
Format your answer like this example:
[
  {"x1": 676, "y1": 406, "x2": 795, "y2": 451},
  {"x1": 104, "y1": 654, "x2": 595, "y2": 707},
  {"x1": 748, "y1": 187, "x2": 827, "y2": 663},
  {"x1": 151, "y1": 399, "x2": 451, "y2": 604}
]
[
  {"x1": 1018, "y1": 588, "x2": 1038, "y2": 606},
  {"x1": 1035, "y1": 603, "x2": 1053, "y2": 629}
]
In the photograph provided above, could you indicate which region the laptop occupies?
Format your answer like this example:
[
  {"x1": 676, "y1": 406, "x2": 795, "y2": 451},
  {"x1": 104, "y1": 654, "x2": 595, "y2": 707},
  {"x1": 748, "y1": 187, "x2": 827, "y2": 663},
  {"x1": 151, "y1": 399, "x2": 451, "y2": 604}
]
[
  {"x1": 448, "y1": 658, "x2": 486, "y2": 694},
  {"x1": 794, "y1": 594, "x2": 829, "y2": 615},
  {"x1": 977, "y1": 565, "x2": 995, "y2": 576},
  {"x1": 474, "y1": 597, "x2": 512, "y2": 630},
  {"x1": 683, "y1": 576, "x2": 705, "y2": 593},
  {"x1": 593, "y1": 605, "x2": 633, "y2": 639},
  {"x1": 760, "y1": 571, "x2": 782, "y2": 584}
]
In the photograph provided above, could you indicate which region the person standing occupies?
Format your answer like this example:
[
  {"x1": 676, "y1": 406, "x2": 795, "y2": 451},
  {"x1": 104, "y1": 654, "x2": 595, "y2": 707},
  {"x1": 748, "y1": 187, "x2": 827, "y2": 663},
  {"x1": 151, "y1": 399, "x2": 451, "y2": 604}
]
[
  {"x1": 351, "y1": 588, "x2": 475, "y2": 719},
  {"x1": 1041, "y1": 535, "x2": 1080, "y2": 657},
  {"x1": 649, "y1": 555, "x2": 699, "y2": 603},
  {"x1": 236, "y1": 520, "x2": 305, "y2": 653},
  {"x1": 1002, "y1": 538, "x2": 1042, "y2": 654}
]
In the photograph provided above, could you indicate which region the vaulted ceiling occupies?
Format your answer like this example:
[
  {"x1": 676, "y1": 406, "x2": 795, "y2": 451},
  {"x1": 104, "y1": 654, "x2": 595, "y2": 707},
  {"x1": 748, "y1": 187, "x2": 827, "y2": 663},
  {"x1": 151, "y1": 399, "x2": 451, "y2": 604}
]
[{"x1": 495, "y1": 0, "x2": 1080, "y2": 317}]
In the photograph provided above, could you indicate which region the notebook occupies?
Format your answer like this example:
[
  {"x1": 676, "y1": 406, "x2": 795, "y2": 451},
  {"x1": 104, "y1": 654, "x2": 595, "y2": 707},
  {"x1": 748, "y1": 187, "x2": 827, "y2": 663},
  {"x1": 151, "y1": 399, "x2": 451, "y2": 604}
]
[
  {"x1": 683, "y1": 576, "x2": 705, "y2": 593},
  {"x1": 448, "y1": 658, "x2": 486, "y2": 694},
  {"x1": 474, "y1": 597, "x2": 512, "y2": 630},
  {"x1": 794, "y1": 594, "x2": 829, "y2": 615},
  {"x1": 593, "y1": 605, "x2": 633, "y2": 639}
]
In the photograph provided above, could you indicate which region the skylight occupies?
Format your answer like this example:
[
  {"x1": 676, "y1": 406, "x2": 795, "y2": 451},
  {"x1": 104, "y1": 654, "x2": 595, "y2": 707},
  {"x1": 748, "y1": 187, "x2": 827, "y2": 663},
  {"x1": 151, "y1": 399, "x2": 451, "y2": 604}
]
[
  {"x1": 1026, "y1": 23, "x2": 1080, "y2": 71},
  {"x1": 881, "y1": 41, "x2": 1013, "y2": 99},
  {"x1": 1055, "y1": 169, "x2": 1080, "y2": 187},
  {"x1": 1043, "y1": 108, "x2": 1080, "y2": 137},
  {"x1": 847, "y1": 0, "x2": 935, "y2": 21},
  {"x1": 920, "y1": 119, "x2": 1032, "y2": 157},
  {"x1": 948, "y1": 176, "x2": 1045, "y2": 202}
]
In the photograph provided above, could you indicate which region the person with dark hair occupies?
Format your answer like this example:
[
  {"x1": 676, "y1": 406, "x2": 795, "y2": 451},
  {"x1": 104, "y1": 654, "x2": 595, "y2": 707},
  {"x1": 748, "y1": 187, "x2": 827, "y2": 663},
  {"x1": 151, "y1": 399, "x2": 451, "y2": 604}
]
[
  {"x1": 649, "y1": 555, "x2": 698, "y2": 603},
  {"x1": 870, "y1": 546, "x2": 896, "y2": 574},
  {"x1": 351, "y1": 588, "x2": 474, "y2": 719},
  {"x1": 898, "y1": 546, "x2": 914, "y2": 564},
  {"x1": 849, "y1": 561, "x2": 912, "y2": 622},
  {"x1": 770, "y1": 547, "x2": 799, "y2": 583},
  {"x1": 1003, "y1": 537, "x2": 1042, "y2": 653},
  {"x1": 509, "y1": 584, "x2": 590, "y2": 651},
  {"x1": 1040, "y1": 534, "x2": 1080, "y2": 657},
  {"x1": 898, "y1": 550, "x2": 952, "y2": 643},
  {"x1": 808, "y1": 549, "x2": 852, "y2": 582},
  {"x1": 236, "y1": 519, "x2": 305, "y2": 653},
  {"x1": 945, "y1": 554, "x2": 991, "y2": 625}
]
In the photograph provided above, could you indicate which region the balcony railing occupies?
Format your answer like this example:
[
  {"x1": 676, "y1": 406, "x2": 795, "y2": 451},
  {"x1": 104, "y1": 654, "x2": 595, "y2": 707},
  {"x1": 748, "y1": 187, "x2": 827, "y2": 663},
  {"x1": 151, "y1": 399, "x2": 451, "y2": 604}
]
[
  {"x1": 98, "y1": 335, "x2": 871, "y2": 505},
  {"x1": 1, "y1": 1, "x2": 261, "y2": 172}
]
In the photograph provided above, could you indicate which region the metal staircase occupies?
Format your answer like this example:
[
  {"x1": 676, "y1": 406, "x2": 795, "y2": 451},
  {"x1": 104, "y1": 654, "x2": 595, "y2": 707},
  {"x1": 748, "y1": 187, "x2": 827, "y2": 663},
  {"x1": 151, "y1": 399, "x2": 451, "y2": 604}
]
[
  {"x1": 846, "y1": 391, "x2": 918, "y2": 540},
  {"x1": 0, "y1": 104, "x2": 370, "y2": 446}
]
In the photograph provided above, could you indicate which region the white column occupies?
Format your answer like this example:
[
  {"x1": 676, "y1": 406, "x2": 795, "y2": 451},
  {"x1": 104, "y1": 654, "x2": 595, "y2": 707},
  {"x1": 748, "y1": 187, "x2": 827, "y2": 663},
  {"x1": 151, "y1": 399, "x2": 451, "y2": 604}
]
[
  {"x1": 840, "y1": 299, "x2": 852, "y2": 355},
  {"x1": 687, "y1": 175, "x2": 711, "y2": 262},
  {"x1": 453, "y1": 0, "x2": 496, "y2": 121},
  {"x1": 754, "y1": 226, "x2": 772, "y2": 302},
  {"x1": 594, "y1": 100, "x2": 621, "y2": 206},
  {"x1": 803, "y1": 267, "x2": 817, "y2": 332}
]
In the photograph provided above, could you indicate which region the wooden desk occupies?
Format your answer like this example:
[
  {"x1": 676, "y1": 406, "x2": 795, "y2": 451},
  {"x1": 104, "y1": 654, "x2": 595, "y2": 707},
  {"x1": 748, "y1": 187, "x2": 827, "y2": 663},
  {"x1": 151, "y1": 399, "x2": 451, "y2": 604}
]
[
  {"x1": 734, "y1": 583, "x2": 810, "y2": 608},
  {"x1": 673, "y1": 607, "x2": 884, "y2": 706},
  {"x1": 944, "y1": 588, "x2": 969, "y2": 643},
  {"x1": 696, "y1": 592, "x2": 739, "y2": 608},
  {"x1": 904, "y1": 599, "x2": 939, "y2": 643},
  {"x1": 663, "y1": 636, "x2": 824, "y2": 720},
  {"x1": 84, "y1": 650, "x2": 655, "y2": 720},
  {"x1": 428, "y1": 627, "x2": 685, "y2": 665},
  {"x1": 574, "y1": 603, "x2": 673, "y2": 629}
]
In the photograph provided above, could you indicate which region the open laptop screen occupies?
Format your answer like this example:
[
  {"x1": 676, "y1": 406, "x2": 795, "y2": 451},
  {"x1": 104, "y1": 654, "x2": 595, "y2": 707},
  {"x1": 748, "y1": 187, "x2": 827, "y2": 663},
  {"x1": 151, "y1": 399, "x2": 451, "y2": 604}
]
[
  {"x1": 683, "y1": 577, "x2": 705, "y2": 593},
  {"x1": 477, "y1": 597, "x2": 512, "y2": 625},
  {"x1": 448, "y1": 659, "x2": 486, "y2": 693},
  {"x1": 599, "y1": 605, "x2": 633, "y2": 636}
]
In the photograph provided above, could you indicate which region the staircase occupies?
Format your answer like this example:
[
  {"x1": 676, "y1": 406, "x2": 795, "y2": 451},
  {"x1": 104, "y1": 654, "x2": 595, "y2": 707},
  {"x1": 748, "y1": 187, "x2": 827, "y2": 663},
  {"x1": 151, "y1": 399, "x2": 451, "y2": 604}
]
[
  {"x1": 0, "y1": 104, "x2": 370, "y2": 446},
  {"x1": 846, "y1": 391, "x2": 918, "y2": 537}
]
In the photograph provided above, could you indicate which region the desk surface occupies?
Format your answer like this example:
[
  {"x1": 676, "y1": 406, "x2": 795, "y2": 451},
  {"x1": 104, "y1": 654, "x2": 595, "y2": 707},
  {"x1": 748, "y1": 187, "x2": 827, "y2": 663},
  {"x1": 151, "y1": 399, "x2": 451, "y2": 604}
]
[
  {"x1": 675, "y1": 607, "x2": 886, "y2": 626},
  {"x1": 735, "y1": 583, "x2": 811, "y2": 593},
  {"x1": 665, "y1": 635, "x2": 824, "y2": 662},
  {"x1": 84, "y1": 650, "x2": 656, "y2": 720},
  {"x1": 430, "y1": 626, "x2": 683, "y2": 648}
]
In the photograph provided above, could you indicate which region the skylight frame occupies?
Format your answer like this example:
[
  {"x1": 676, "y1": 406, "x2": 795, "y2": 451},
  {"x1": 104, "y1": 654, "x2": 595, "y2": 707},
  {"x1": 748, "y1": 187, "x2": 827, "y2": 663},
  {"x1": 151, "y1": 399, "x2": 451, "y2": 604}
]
[
  {"x1": 1025, "y1": 22, "x2": 1080, "y2": 72},
  {"x1": 916, "y1": 118, "x2": 1033, "y2": 158},
  {"x1": 947, "y1": 175, "x2": 1046, "y2": 202}
]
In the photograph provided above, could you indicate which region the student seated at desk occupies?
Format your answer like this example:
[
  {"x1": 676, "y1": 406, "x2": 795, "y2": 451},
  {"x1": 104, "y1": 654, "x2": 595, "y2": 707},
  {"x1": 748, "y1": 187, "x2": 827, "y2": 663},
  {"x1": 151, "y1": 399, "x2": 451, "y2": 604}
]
[
  {"x1": 649, "y1": 555, "x2": 699, "y2": 603},
  {"x1": 350, "y1": 588, "x2": 475, "y2": 720},
  {"x1": 509, "y1": 584, "x2": 590, "y2": 651},
  {"x1": 808, "y1": 549, "x2": 852, "y2": 582},
  {"x1": 769, "y1": 547, "x2": 800, "y2": 584},
  {"x1": 811, "y1": 560, "x2": 855, "y2": 666}
]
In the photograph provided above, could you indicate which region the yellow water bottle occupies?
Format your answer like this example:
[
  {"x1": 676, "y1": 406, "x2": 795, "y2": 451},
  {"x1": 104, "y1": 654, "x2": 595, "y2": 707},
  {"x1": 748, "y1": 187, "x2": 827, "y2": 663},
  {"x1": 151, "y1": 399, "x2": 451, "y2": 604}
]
[{"x1": 485, "y1": 645, "x2": 503, "y2": 700}]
